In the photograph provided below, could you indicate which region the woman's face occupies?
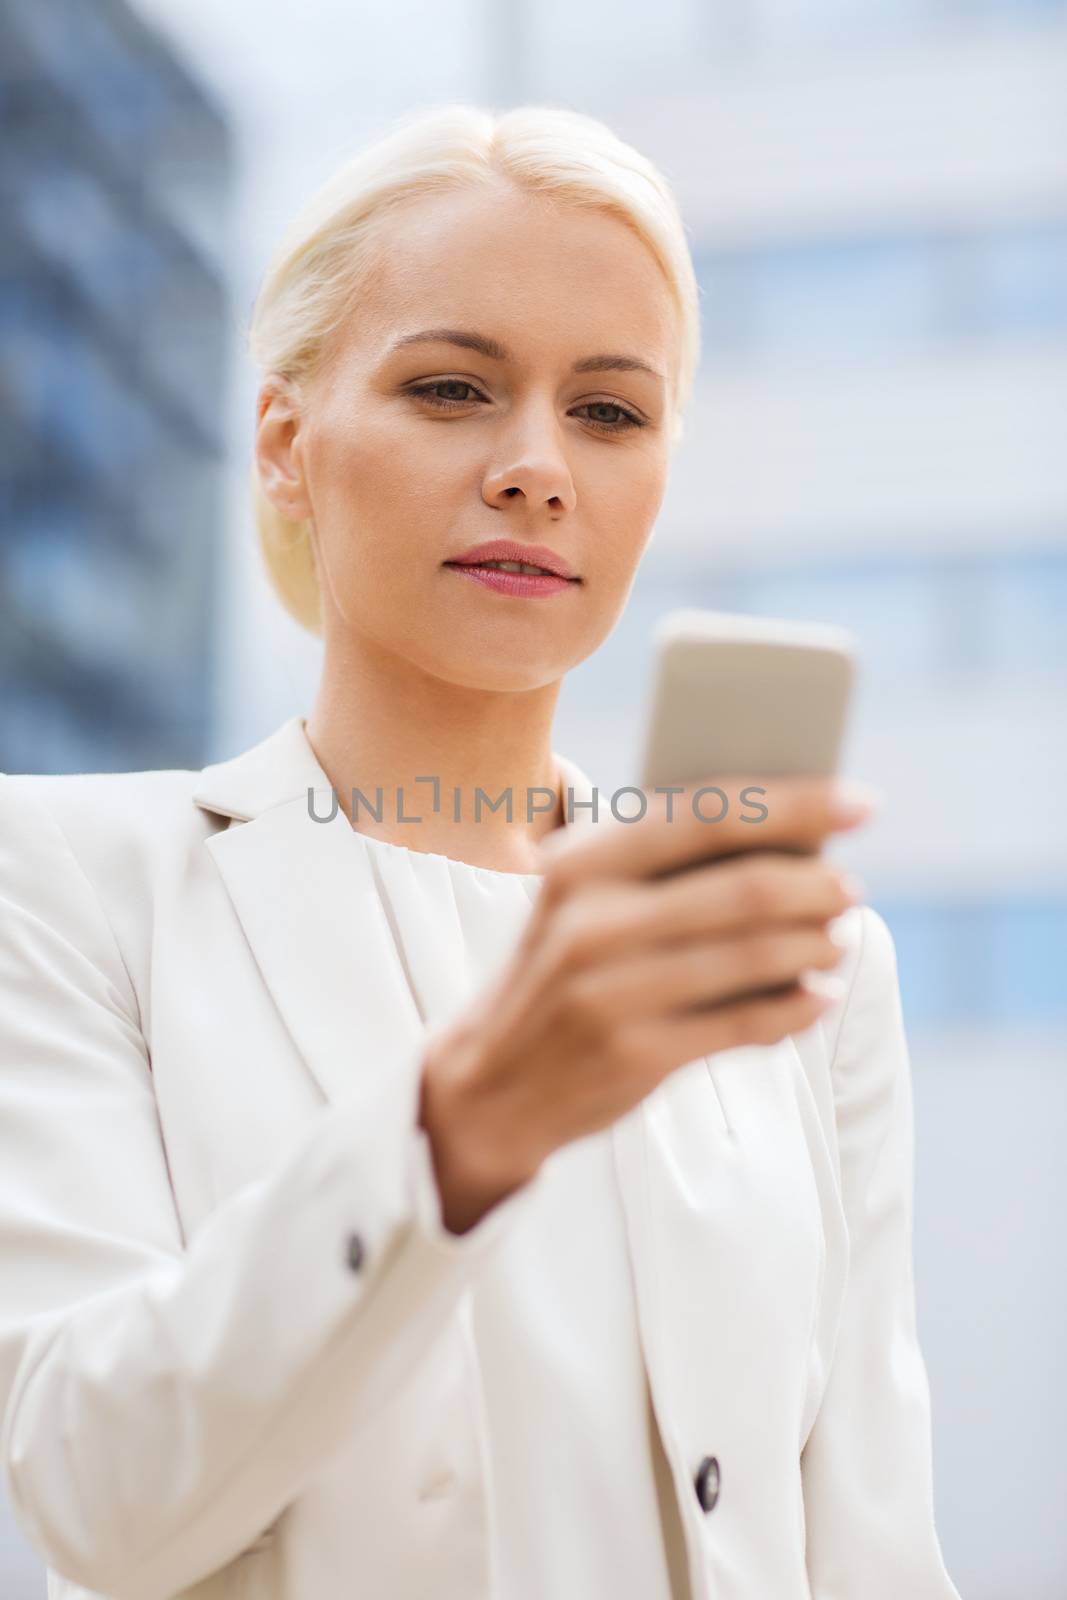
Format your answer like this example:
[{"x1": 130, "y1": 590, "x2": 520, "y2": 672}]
[{"x1": 256, "y1": 180, "x2": 680, "y2": 691}]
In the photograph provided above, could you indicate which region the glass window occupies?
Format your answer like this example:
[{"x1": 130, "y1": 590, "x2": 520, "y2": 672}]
[
  {"x1": 965, "y1": 0, "x2": 1067, "y2": 15},
  {"x1": 750, "y1": 0, "x2": 932, "y2": 51},
  {"x1": 37, "y1": 328, "x2": 108, "y2": 472},
  {"x1": 745, "y1": 0, "x2": 1067, "y2": 46},
  {"x1": 985, "y1": 552, "x2": 1067, "y2": 679},
  {"x1": 876, "y1": 902, "x2": 1067, "y2": 1024},
  {"x1": 877, "y1": 899, "x2": 1067, "y2": 1027},
  {"x1": 978, "y1": 221, "x2": 1067, "y2": 339},
  {"x1": 988, "y1": 902, "x2": 1067, "y2": 1024},
  {"x1": 4, "y1": 511, "x2": 152, "y2": 672},
  {"x1": 0, "y1": 676, "x2": 168, "y2": 776},
  {"x1": 641, "y1": 549, "x2": 1067, "y2": 694},
  {"x1": 697, "y1": 237, "x2": 940, "y2": 359},
  {"x1": 730, "y1": 563, "x2": 946, "y2": 692},
  {"x1": 696, "y1": 220, "x2": 1067, "y2": 358},
  {"x1": 874, "y1": 901, "x2": 961, "y2": 1028}
]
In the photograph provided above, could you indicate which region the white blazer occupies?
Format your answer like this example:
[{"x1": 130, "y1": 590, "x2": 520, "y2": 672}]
[{"x1": 0, "y1": 715, "x2": 960, "y2": 1600}]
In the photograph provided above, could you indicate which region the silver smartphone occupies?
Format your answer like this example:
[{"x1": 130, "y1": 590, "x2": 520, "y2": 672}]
[{"x1": 636, "y1": 608, "x2": 857, "y2": 881}]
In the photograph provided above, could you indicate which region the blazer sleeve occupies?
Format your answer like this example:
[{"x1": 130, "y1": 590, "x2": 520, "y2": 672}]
[
  {"x1": 0, "y1": 774, "x2": 536, "y2": 1600},
  {"x1": 800, "y1": 904, "x2": 961, "y2": 1598}
]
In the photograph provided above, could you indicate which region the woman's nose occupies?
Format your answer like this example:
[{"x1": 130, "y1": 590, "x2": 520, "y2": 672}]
[{"x1": 483, "y1": 422, "x2": 577, "y2": 513}]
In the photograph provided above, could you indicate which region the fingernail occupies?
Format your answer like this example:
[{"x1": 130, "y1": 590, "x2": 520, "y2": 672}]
[
  {"x1": 838, "y1": 873, "x2": 867, "y2": 905},
  {"x1": 830, "y1": 780, "x2": 882, "y2": 824},
  {"x1": 800, "y1": 970, "x2": 847, "y2": 1002},
  {"x1": 827, "y1": 914, "x2": 853, "y2": 948}
]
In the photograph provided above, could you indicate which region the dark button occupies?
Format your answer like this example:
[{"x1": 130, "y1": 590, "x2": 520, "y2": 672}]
[
  {"x1": 694, "y1": 1454, "x2": 720, "y2": 1513},
  {"x1": 344, "y1": 1231, "x2": 366, "y2": 1272}
]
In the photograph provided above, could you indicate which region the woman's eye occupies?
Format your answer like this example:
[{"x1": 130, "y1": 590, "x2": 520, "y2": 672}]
[
  {"x1": 575, "y1": 401, "x2": 644, "y2": 433},
  {"x1": 407, "y1": 380, "x2": 483, "y2": 408}
]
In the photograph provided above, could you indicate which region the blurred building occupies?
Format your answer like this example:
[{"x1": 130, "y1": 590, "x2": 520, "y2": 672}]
[{"x1": 0, "y1": 0, "x2": 233, "y2": 774}]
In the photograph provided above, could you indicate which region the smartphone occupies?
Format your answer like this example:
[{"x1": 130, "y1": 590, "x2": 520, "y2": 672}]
[{"x1": 636, "y1": 608, "x2": 857, "y2": 881}]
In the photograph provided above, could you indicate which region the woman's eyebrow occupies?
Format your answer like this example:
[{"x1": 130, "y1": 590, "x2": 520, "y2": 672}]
[{"x1": 387, "y1": 327, "x2": 665, "y2": 384}]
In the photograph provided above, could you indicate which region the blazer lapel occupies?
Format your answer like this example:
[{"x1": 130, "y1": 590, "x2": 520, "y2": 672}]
[
  {"x1": 191, "y1": 717, "x2": 600, "y2": 1113},
  {"x1": 193, "y1": 718, "x2": 428, "y2": 1109}
]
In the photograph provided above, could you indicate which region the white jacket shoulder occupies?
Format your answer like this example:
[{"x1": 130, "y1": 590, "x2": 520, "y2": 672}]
[
  {"x1": 1, "y1": 765, "x2": 222, "y2": 1039},
  {"x1": 1, "y1": 764, "x2": 214, "y2": 867}
]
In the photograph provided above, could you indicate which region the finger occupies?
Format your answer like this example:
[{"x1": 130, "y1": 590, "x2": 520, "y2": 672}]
[
  {"x1": 632, "y1": 853, "x2": 861, "y2": 948},
  {"x1": 636, "y1": 977, "x2": 841, "y2": 1071},
  {"x1": 528, "y1": 856, "x2": 858, "y2": 979},
  {"x1": 535, "y1": 773, "x2": 880, "y2": 892},
  {"x1": 569, "y1": 924, "x2": 844, "y2": 1025}
]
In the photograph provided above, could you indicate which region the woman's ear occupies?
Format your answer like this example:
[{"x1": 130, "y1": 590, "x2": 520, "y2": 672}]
[{"x1": 255, "y1": 377, "x2": 314, "y2": 522}]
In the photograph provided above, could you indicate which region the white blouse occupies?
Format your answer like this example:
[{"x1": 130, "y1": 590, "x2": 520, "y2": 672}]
[{"x1": 354, "y1": 826, "x2": 692, "y2": 1600}]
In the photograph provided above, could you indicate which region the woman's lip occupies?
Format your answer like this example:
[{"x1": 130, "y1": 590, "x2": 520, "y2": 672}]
[
  {"x1": 443, "y1": 563, "x2": 580, "y2": 598},
  {"x1": 445, "y1": 542, "x2": 576, "y2": 578}
]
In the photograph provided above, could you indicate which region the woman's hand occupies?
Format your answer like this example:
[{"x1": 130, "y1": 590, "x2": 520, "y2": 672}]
[{"x1": 417, "y1": 774, "x2": 877, "y2": 1234}]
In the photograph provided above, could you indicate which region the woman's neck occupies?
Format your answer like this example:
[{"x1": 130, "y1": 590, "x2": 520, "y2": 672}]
[{"x1": 304, "y1": 647, "x2": 566, "y2": 873}]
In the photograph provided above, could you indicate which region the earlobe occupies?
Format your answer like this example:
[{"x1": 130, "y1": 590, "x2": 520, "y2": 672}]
[{"x1": 255, "y1": 451, "x2": 311, "y2": 522}]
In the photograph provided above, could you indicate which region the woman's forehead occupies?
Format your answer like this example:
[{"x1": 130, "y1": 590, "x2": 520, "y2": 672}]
[{"x1": 356, "y1": 189, "x2": 679, "y2": 373}]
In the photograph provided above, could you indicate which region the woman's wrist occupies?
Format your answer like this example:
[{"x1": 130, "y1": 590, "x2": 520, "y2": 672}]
[{"x1": 416, "y1": 1039, "x2": 541, "y2": 1235}]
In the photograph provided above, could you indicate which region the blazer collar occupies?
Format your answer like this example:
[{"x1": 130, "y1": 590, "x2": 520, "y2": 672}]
[
  {"x1": 191, "y1": 715, "x2": 331, "y2": 822},
  {"x1": 191, "y1": 713, "x2": 598, "y2": 828}
]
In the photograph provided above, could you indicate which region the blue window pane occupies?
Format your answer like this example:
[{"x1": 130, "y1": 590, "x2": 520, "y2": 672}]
[
  {"x1": 2, "y1": 316, "x2": 110, "y2": 472},
  {"x1": 986, "y1": 552, "x2": 1067, "y2": 677},
  {"x1": 696, "y1": 253, "x2": 756, "y2": 356},
  {"x1": 686, "y1": 549, "x2": 1067, "y2": 690},
  {"x1": 10, "y1": 0, "x2": 167, "y2": 157},
  {"x1": 696, "y1": 221, "x2": 1067, "y2": 357},
  {"x1": 978, "y1": 222, "x2": 1067, "y2": 338},
  {"x1": 988, "y1": 904, "x2": 1067, "y2": 1024},
  {"x1": 876, "y1": 900, "x2": 1067, "y2": 1028},
  {"x1": 875, "y1": 902, "x2": 958, "y2": 1028},
  {"x1": 731, "y1": 566, "x2": 946, "y2": 690},
  {"x1": 752, "y1": 0, "x2": 931, "y2": 49},
  {"x1": 15, "y1": 169, "x2": 169, "y2": 329},
  {"x1": 4, "y1": 512, "x2": 153, "y2": 672},
  {"x1": 753, "y1": 238, "x2": 933, "y2": 353},
  {"x1": 697, "y1": 237, "x2": 939, "y2": 358},
  {"x1": 968, "y1": 0, "x2": 1067, "y2": 14}
]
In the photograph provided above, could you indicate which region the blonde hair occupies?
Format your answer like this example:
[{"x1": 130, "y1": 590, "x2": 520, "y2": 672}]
[{"x1": 246, "y1": 102, "x2": 702, "y2": 637}]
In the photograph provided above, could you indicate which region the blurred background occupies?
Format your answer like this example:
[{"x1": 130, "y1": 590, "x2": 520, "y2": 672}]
[{"x1": 1, "y1": 1, "x2": 1065, "y2": 1595}]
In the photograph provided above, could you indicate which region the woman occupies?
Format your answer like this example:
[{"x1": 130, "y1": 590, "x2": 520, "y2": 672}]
[{"x1": 0, "y1": 104, "x2": 960, "y2": 1600}]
